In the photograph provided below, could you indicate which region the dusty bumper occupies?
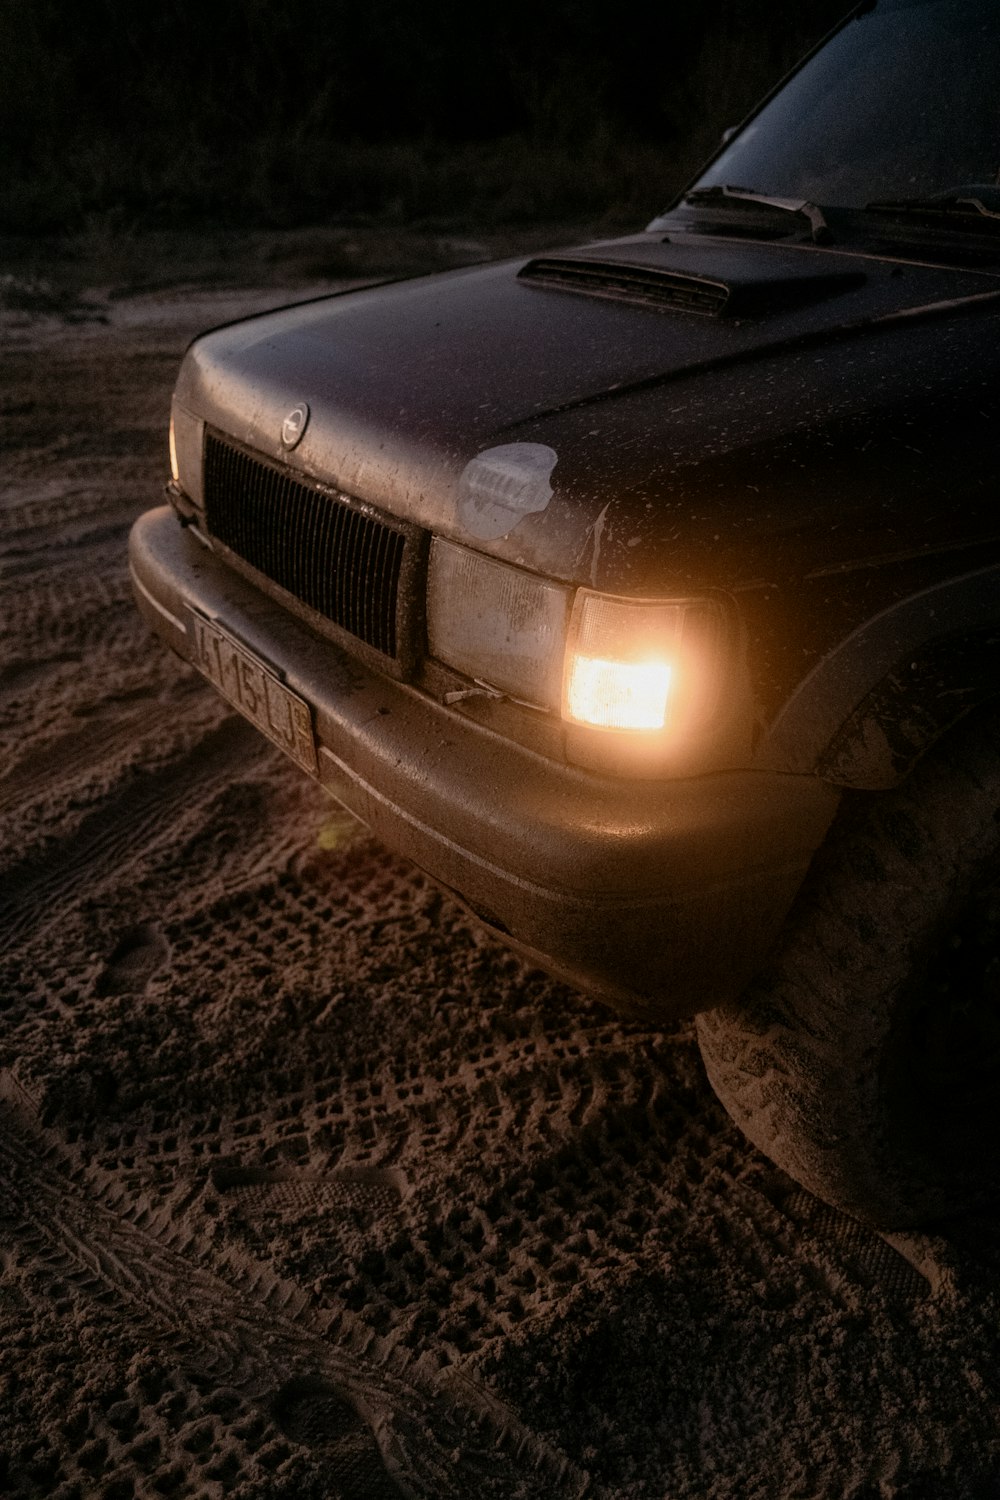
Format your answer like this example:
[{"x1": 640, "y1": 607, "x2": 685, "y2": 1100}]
[{"x1": 129, "y1": 507, "x2": 840, "y2": 1020}]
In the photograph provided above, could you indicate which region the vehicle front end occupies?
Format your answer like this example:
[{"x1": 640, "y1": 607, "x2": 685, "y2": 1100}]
[{"x1": 130, "y1": 0, "x2": 1000, "y2": 1026}]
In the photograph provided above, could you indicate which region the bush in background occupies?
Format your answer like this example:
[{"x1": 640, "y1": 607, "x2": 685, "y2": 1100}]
[{"x1": 1, "y1": 0, "x2": 847, "y2": 234}]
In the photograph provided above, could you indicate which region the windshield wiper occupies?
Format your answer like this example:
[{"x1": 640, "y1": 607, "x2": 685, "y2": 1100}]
[
  {"x1": 865, "y1": 185, "x2": 1000, "y2": 225},
  {"x1": 684, "y1": 185, "x2": 834, "y2": 245}
]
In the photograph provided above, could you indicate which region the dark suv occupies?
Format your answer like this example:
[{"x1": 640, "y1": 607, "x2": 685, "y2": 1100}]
[{"x1": 130, "y1": 0, "x2": 1000, "y2": 1228}]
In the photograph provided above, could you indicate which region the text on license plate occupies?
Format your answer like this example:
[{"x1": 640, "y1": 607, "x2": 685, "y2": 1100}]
[{"x1": 188, "y1": 610, "x2": 318, "y2": 775}]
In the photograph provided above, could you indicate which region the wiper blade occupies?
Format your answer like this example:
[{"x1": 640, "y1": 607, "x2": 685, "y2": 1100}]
[
  {"x1": 684, "y1": 185, "x2": 834, "y2": 245},
  {"x1": 865, "y1": 185, "x2": 1000, "y2": 224}
]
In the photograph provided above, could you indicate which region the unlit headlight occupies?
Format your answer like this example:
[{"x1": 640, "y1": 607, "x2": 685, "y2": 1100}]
[
  {"x1": 168, "y1": 399, "x2": 205, "y2": 506},
  {"x1": 426, "y1": 538, "x2": 571, "y2": 709},
  {"x1": 168, "y1": 414, "x2": 180, "y2": 484}
]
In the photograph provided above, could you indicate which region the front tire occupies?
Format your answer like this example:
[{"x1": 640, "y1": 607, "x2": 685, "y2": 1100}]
[{"x1": 696, "y1": 706, "x2": 1000, "y2": 1229}]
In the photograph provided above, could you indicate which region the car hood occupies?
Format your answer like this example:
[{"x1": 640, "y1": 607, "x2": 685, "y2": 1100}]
[{"x1": 177, "y1": 232, "x2": 1000, "y2": 591}]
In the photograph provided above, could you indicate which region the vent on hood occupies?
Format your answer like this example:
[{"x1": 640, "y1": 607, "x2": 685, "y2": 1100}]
[
  {"x1": 519, "y1": 255, "x2": 868, "y2": 319},
  {"x1": 519, "y1": 257, "x2": 730, "y2": 316}
]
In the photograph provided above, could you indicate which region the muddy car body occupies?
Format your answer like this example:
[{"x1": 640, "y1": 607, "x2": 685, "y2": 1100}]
[{"x1": 131, "y1": 0, "x2": 1000, "y2": 1226}]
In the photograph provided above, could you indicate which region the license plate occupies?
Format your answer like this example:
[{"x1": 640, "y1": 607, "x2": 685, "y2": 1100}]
[{"x1": 188, "y1": 610, "x2": 318, "y2": 774}]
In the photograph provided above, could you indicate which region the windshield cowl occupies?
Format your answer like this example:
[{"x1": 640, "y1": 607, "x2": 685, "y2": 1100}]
[
  {"x1": 665, "y1": 1, "x2": 1000, "y2": 271},
  {"x1": 684, "y1": 186, "x2": 835, "y2": 244},
  {"x1": 652, "y1": 202, "x2": 1000, "y2": 274},
  {"x1": 865, "y1": 188, "x2": 1000, "y2": 224}
]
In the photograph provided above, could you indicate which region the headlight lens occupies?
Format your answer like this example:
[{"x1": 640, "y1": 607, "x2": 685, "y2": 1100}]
[
  {"x1": 564, "y1": 590, "x2": 723, "y2": 734},
  {"x1": 168, "y1": 399, "x2": 205, "y2": 506},
  {"x1": 426, "y1": 538, "x2": 571, "y2": 709},
  {"x1": 427, "y1": 542, "x2": 729, "y2": 762},
  {"x1": 168, "y1": 414, "x2": 180, "y2": 484},
  {"x1": 566, "y1": 654, "x2": 673, "y2": 731}
]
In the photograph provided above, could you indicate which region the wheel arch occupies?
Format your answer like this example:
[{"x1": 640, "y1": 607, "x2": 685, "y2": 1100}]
[{"x1": 755, "y1": 563, "x2": 1000, "y2": 789}]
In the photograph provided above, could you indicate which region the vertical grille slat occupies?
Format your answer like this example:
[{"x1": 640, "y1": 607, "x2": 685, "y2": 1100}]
[
  {"x1": 369, "y1": 525, "x2": 387, "y2": 650},
  {"x1": 387, "y1": 533, "x2": 405, "y2": 651},
  {"x1": 306, "y1": 467, "x2": 327, "y2": 616},
  {"x1": 202, "y1": 432, "x2": 408, "y2": 660},
  {"x1": 341, "y1": 510, "x2": 361, "y2": 636},
  {"x1": 353, "y1": 515, "x2": 375, "y2": 643}
]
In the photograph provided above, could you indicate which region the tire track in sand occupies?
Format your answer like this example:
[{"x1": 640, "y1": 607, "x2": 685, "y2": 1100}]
[
  {"x1": 0, "y1": 715, "x2": 261, "y2": 956},
  {"x1": 0, "y1": 570, "x2": 134, "y2": 646},
  {"x1": 0, "y1": 684, "x2": 204, "y2": 813},
  {"x1": 0, "y1": 1078, "x2": 596, "y2": 1500}
]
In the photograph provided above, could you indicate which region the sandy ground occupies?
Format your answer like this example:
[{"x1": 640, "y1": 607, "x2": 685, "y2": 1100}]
[{"x1": 2, "y1": 233, "x2": 1000, "y2": 1500}]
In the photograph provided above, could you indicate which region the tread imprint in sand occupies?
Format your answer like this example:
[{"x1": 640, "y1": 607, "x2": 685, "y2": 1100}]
[{"x1": 0, "y1": 1076, "x2": 596, "y2": 1500}]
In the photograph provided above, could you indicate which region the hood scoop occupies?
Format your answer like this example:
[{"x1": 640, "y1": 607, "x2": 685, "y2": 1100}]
[
  {"x1": 519, "y1": 256, "x2": 730, "y2": 316},
  {"x1": 518, "y1": 255, "x2": 866, "y2": 319}
]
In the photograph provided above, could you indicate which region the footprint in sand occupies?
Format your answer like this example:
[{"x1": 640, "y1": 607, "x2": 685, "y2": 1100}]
[
  {"x1": 270, "y1": 1374, "x2": 406, "y2": 1499},
  {"x1": 96, "y1": 923, "x2": 171, "y2": 996}
]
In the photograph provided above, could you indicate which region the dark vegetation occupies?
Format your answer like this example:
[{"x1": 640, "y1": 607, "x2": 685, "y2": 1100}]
[{"x1": 4, "y1": 0, "x2": 846, "y2": 235}]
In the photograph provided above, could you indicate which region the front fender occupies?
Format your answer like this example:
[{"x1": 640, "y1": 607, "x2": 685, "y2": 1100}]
[{"x1": 756, "y1": 564, "x2": 1000, "y2": 787}]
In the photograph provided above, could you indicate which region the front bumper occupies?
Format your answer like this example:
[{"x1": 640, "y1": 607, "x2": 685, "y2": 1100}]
[{"x1": 129, "y1": 506, "x2": 840, "y2": 1021}]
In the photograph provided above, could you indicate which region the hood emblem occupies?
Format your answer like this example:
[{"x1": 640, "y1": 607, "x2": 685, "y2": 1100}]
[
  {"x1": 281, "y1": 402, "x2": 310, "y2": 449},
  {"x1": 458, "y1": 443, "x2": 558, "y2": 540}
]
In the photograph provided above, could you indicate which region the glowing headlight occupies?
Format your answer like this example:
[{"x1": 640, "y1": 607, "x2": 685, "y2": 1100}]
[
  {"x1": 427, "y1": 538, "x2": 571, "y2": 709},
  {"x1": 168, "y1": 414, "x2": 180, "y2": 484},
  {"x1": 564, "y1": 590, "x2": 723, "y2": 734},
  {"x1": 427, "y1": 542, "x2": 729, "y2": 763},
  {"x1": 567, "y1": 655, "x2": 673, "y2": 730}
]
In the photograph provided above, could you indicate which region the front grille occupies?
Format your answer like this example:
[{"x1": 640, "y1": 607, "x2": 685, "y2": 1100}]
[{"x1": 203, "y1": 433, "x2": 411, "y2": 661}]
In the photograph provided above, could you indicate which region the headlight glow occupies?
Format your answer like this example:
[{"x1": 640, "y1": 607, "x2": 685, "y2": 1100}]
[
  {"x1": 566, "y1": 656, "x2": 673, "y2": 730},
  {"x1": 426, "y1": 541, "x2": 732, "y2": 768},
  {"x1": 563, "y1": 589, "x2": 724, "y2": 738}
]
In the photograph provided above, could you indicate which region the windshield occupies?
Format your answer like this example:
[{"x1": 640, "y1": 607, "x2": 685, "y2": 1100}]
[{"x1": 692, "y1": 0, "x2": 1000, "y2": 210}]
